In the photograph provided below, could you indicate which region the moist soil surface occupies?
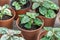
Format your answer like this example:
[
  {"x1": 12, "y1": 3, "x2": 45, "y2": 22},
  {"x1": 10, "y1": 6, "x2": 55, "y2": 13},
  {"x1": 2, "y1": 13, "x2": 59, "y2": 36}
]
[
  {"x1": 0, "y1": 15, "x2": 12, "y2": 20},
  {"x1": 11, "y1": 0, "x2": 30, "y2": 10},
  {"x1": 18, "y1": 22, "x2": 41, "y2": 30}
]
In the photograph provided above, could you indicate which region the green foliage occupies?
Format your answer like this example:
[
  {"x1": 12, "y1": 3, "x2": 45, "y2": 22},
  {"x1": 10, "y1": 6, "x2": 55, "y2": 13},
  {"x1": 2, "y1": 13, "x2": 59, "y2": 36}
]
[
  {"x1": 41, "y1": 27, "x2": 60, "y2": 40},
  {"x1": 0, "y1": 27, "x2": 25, "y2": 40},
  {"x1": 0, "y1": 4, "x2": 12, "y2": 19},
  {"x1": 19, "y1": 12, "x2": 43, "y2": 29},
  {"x1": 12, "y1": 0, "x2": 27, "y2": 10},
  {"x1": 32, "y1": 0, "x2": 59, "y2": 18}
]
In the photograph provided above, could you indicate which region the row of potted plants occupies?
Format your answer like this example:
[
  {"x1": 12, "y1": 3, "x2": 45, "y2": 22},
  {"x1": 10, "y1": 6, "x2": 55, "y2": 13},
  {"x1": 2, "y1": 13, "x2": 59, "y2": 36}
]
[{"x1": 0, "y1": 0, "x2": 59, "y2": 40}]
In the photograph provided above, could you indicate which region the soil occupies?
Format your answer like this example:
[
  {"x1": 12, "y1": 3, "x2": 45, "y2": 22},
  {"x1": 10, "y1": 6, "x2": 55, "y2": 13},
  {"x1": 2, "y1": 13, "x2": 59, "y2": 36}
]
[
  {"x1": 11, "y1": 0, "x2": 30, "y2": 10},
  {"x1": 18, "y1": 21, "x2": 41, "y2": 30},
  {"x1": 0, "y1": 15, "x2": 12, "y2": 20}
]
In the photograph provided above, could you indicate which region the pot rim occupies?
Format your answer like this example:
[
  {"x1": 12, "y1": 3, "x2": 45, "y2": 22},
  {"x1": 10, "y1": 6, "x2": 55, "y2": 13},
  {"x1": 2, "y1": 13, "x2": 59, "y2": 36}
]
[
  {"x1": 37, "y1": 30, "x2": 47, "y2": 40},
  {"x1": 16, "y1": 16, "x2": 44, "y2": 32},
  {"x1": 0, "y1": 8, "x2": 16, "y2": 21}
]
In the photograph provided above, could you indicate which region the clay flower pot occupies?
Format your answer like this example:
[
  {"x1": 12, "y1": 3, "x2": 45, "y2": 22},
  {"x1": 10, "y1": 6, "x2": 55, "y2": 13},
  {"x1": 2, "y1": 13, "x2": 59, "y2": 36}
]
[
  {"x1": 36, "y1": 30, "x2": 47, "y2": 40},
  {"x1": 39, "y1": 10, "x2": 59, "y2": 27},
  {"x1": 39, "y1": 16, "x2": 56, "y2": 27},
  {"x1": 0, "y1": 8, "x2": 16, "y2": 29},
  {"x1": 0, "y1": 0, "x2": 10, "y2": 6},
  {"x1": 16, "y1": 16, "x2": 44, "y2": 40},
  {"x1": 11, "y1": 0, "x2": 32, "y2": 19}
]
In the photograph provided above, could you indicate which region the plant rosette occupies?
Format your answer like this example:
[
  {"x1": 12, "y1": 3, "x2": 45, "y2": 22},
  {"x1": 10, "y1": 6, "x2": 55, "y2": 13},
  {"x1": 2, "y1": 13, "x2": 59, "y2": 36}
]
[
  {"x1": 0, "y1": 4, "x2": 15, "y2": 29},
  {"x1": 32, "y1": 0, "x2": 59, "y2": 26},
  {"x1": 16, "y1": 12, "x2": 44, "y2": 40},
  {"x1": 11, "y1": 0, "x2": 32, "y2": 19},
  {"x1": 37, "y1": 27, "x2": 60, "y2": 40},
  {"x1": 0, "y1": 27, "x2": 25, "y2": 40}
]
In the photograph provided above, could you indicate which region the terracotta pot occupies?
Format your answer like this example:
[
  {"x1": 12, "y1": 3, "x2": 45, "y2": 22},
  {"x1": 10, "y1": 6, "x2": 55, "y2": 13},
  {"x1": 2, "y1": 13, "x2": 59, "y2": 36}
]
[
  {"x1": 0, "y1": 8, "x2": 16, "y2": 29},
  {"x1": 36, "y1": 30, "x2": 47, "y2": 40},
  {"x1": 0, "y1": 0, "x2": 10, "y2": 6},
  {"x1": 39, "y1": 16, "x2": 56, "y2": 27},
  {"x1": 16, "y1": 16, "x2": 44, "y2": 40},
  {"x1": 12, "y1": 0, "x2": 32, "y2": 20}
]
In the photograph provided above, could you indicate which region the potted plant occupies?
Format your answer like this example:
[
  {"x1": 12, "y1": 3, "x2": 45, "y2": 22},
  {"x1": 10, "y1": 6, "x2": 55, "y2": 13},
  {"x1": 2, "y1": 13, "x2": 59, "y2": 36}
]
[
  {"x1": 0, "y1": 0, "x2": 10, "y2": 6},
  {"x1": 36, "y1": 27, "x2": 60, "y2": 40},
  {"x1": 32, "y1": 0, "x2": 59, "y2": 26},
  {"x1": 11, "y1": 0, "x2": 32, "y2": 19},
  {"x1": 0, "y1": 4, "x2": 15, "y2": 29},
  {"x1": 16, "y1": 12, "x2": 44, "y2": 40},
  {"x1": 0, "y1": 27, "x2": 25, "y2": 40}
]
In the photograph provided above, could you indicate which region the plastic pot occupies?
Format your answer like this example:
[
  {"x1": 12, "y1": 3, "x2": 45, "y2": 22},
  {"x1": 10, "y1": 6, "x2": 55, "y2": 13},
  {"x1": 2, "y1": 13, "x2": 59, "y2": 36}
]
[
  {"x1": 16, "y1": 16, "x2": 44, "y2": 40},
  {"x1": 0, "y1": 8, "x2": 16, "y2": 29}
]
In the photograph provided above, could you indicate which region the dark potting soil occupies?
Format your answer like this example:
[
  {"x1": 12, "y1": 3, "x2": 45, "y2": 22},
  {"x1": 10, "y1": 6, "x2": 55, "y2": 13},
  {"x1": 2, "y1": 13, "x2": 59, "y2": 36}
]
[
  {"x1": 18, "y1": 22, "x2": 41, "y2": 30},
  {"x1": 11, "y1": 0, "x2": 30, "y2": 10},
  {"x1": 0, "y1": 15, "x2": 12, "y2": 20}
]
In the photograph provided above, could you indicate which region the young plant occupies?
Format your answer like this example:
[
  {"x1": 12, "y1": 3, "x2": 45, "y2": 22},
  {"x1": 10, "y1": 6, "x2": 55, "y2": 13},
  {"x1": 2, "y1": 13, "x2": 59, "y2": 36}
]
[
  {"x1": 41, "y1": 27, "x2": 60, "y2": 40},
  {"x1": 0, "y1": 4, "x2": 12, "y2": 19},
  {"x1": 32, "y1": 0, "x2": 59, "y2": 18},
  {"x1": 0, "y1": 27, "x2": 25, "y2": 40},
  {"x1": 12, "y1": 0, "x2": 27, "y2": 10},
  {"x1": 19, "y1": 12, "x2": 43, "y2": 29}
]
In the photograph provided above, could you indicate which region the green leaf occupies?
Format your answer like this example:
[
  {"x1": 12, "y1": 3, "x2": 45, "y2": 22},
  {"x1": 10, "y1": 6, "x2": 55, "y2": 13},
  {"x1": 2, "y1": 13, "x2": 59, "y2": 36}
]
[
  {"x1": 0, "y1": 34, "x2": 10, "y2": 40},
  {"x1": 55, "y1": 32, "x2": 60, "y2": 39},
  {"x1": 45, "y1": 10, "x2": 56, "y2": 18},
  {"x1": 20, "y1": 0, "x2": 27, "y2": 5},
  {"x1": 32, "y1": 3, "x2": 40, "y2": 9},
  {"x1": 24, "y1": 22, "x2": 31, "y2": 29},
  {"x1": 44, "y1": 27, "x2": 53, "y2": 31},
  {"x1": 2, "y1": 4, "x2": 9, "y2": 9},
  {"x1": 12, "y1": 1, "x2": 21, "y2": 10},
  {"x1": 21, "y1": 15, "x2": 30, "y2": 24},
  {"x1": 43, "y1": 1, "x2": 59, "y2": 10},
  {"x1": 13, "y1": 36, "x2": 21, "y2": 40},
  {"x1": 3, "y1": 9, "x2": 12, "y2": 16},
  {"x1": 26, "y1": 12, "x2": 39, "y2": 19},
  {"x1": 0, "y1": 27, "x2": 8, "y2": 34},
  {"x1": 39, "y1": 7, "x2": 47, "y2": 15},
  {"x1": 34, "y1": 18, "x2": 43, "y2": 26},
  {"x1": 53, "y1": 28, "x2": 60, "y2": 32},
  {"x1": 46, "y1": 31, "x2": 53, "y2": 37},
  {"x1": 8, "y1": 29, "x2": 21, "y2": 35}
]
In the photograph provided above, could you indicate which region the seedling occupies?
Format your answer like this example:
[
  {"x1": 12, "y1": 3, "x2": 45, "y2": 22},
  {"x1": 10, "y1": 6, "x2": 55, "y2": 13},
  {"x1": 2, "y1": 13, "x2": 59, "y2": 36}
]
[
  {"x1": 32, "y1": 0, "x2": 59, "y2": 18},
  {"x1": 12, "y1": 0, "x2": 27, "y2": 10},
  {"x1": 0, "y1": 27, "x2": 25, "y2": 40},
  {"x1": 19, "y1": 12, "x2": 43, "y2": 29},
  {"x1": 0, "y1": 4, "x2": 12, "y2": 19},
  {"x1": 41, "y1": 27, "x2": 60, "y2": 40}
]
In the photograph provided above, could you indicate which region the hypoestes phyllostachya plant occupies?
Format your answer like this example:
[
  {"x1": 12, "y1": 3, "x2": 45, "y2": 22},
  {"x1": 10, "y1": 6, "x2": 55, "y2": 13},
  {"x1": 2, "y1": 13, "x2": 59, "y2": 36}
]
[
  {"x1": 19, "y1": 12, "x2": 43, "y2": 29},
  {"x1": 32, "y1": 0, "x2": 59, "y2": 18},
  {"x1": 0, "y1": 27, "x2": 25, "y2": 40}
]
